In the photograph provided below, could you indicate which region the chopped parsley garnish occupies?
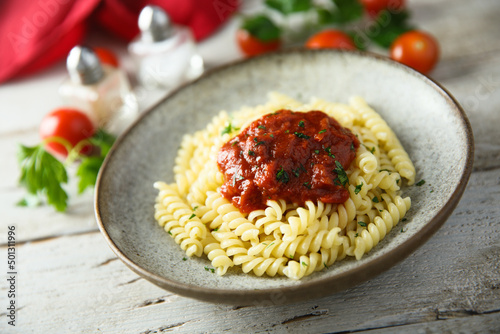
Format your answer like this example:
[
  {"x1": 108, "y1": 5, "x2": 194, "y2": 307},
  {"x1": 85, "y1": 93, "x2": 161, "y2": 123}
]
[
  {"x1": 192, "y1": 206, "x2": 198, "y2": 211},
  {"x1": 354, "y1": 183, "x2": 363, "y2": 195},
  {"x1": 276, "y1": 167, "x2": 290, "y2": 183},
  {"x1": 265, "y1": 242, "x2": 275, "y2": 249},
  {"x1": 314, "y1": 150, "x2": 320, "y2": 154},
  {"x1": 253, "y1": 137, "x2": 265, "y2": 146},
  {"x1": 189, "y1": 213, "x2": 196, "y2": 219},
  {"x1": 291, "y1": 164, "x2": 306, "y2": 178},
  {"x1": 294, "y1": 132, "x2": 310, "y2": 139},
  {"x1": 298, "y1": 120, "x2": 305, "y2": 127},
  {"x1": 379, "y1": 169, "x2": 391, "y2": 173},
  {"x1": 319, "y1": 129, "x2": 327, "y2": 134},
  {"x1": 182, "y1": 257, "x2": 187, "y2": 261},
  {"x1": 258, "y1": 125, "x2": 267, "y2": 130},
  {"x1": 325, "y1": 146, "x2": 335, "y2": 158},
  {"x1": 333, "y1": 161, "x2": 349, "y2": 186},
  {"x1": 213, "y1": 227, "x2": 219, "y2": 231},
  {"x1": 301, "y1": 261, "x2": 308, "y2": 267},
  {"x1": 168, "y1": 230, "x2": 172, "y2": 235},
  {"x1": 350, "y1": 142, "x2": 355, "y2": 151},
  {"x1": 362, "y1": 144, "x2": 375, "y2": 153},
  {"x1": 303, "y1": 182, "x2": 312, "y2": 189},
  {"x1": 269, "y1": 133, "x2": 274, "y2": 138},
  {"x1": 285, "y1": 130, "x2": 289, "y2": 133},
  {"x1": 289, "y1": 254, "x2": 294, "y2": 259},
  {"x1": 221, "y1": 122, "x2": 239, "y2": 135},
  {"x1": 204, "y1": 266, "x2": 215, "y2": 273},
  {"x1": 358, "y1": 221, "x2": 367, "y2": 227},
  {"x1": 355, "y1": 233, "x2": 359, "y2": 237},
  {"x1": 248, "y1": 150, "x2": 255, "y2": 156},
  {"x1": 232, "y1": 174, "x2": 245, "y2": 186},
  {"x1": 324, "y1": 262, "x2": 328, "y2": 269},
  {"x1": 372, "y1": 196, "x2": 379, "y2": 203},
  {"x1": 231, "y1": 141, "x2": 239, "y2": 147},
  {"x1": 416, "y1": 179, "x2": 426, "y2": 186}
]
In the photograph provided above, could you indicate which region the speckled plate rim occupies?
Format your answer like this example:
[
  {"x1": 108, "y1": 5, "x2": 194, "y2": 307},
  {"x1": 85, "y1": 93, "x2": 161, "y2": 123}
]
[{"x1": 95, "y1": 49, "x2": 474, "y2": 305}]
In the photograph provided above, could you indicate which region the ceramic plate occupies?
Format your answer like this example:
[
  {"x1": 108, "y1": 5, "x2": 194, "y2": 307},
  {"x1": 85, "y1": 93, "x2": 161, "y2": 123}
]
[{"x1": 95, "y1": 50, "x2": 473, "y2": 305}]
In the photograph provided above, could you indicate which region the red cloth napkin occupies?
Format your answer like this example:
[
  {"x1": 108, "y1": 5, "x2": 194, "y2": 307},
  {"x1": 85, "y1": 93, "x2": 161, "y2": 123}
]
[{"x1": 0, "y1": 0, "x2": 238, "y2": 84}]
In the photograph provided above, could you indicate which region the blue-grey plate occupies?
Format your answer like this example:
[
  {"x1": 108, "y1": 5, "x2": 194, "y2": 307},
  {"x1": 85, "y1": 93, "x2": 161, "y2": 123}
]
[{"x1": 95, "y1": 49, "x2": 473, "y2": 305}]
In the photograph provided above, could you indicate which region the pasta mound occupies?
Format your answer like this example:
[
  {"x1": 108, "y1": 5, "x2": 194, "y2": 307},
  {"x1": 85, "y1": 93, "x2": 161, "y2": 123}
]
[{"x1": 153, "y1": 93, "x2": 415, "y2": 279}]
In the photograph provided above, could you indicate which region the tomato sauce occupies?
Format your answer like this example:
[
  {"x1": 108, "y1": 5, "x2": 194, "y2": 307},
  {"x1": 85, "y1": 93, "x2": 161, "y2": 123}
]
[{"x1": 217, "y1": 110, "x2": 359, "y2": 213}]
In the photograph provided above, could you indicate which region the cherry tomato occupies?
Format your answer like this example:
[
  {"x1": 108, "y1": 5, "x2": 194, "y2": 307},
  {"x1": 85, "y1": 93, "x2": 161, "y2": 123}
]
[
  {"x1": 305, "y1": 30, "x2": 356, "y2": 50},
  {"x1": 390, "y1": 30, "x2": 440, "y2": 74},
  {"x1": 93, "y1": 47, "x2": 119, "y2": 67},
  {"x1": 360, "y1": 0, "x2": 405, "y2": 17},
  {"x1": 236, "y1": 29, "x2": 281, "y2": 57},
  {"x1": 39, "y1": 108, "x2": 96, "y2": 156}
]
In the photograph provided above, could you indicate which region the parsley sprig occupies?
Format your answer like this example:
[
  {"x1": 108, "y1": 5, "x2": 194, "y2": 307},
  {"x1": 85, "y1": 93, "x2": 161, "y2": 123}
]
[
  {"x1": 241, "y1": 0, "x2": 415, "y2": 52},
  {"x1": 17, "y1": 129, "x2": 115, "y2": 212}
]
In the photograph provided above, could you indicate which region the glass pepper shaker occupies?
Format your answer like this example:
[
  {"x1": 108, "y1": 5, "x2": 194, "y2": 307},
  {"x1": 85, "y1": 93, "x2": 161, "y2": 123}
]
[
  {"x1": 59, "y1": 46, "x2": 139, "y2": 134},
  {"x1": 128, "y1": 5, "x2": 204, "y2": 90}
]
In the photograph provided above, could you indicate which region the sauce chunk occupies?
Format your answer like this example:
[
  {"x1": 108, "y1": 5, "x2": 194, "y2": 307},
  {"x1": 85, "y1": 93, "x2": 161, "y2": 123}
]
[{"x1": 217, "y1": 110, "x2": 359, "y2": 213}]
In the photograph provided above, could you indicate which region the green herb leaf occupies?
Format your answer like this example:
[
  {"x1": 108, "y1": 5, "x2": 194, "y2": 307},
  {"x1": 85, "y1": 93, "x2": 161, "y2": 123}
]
[
  {"x1": 241, "y1": 14, "x2": 281, "y2": 42},
  {"x1": 298, "y1": 120, "x2": 305, "y2": 128},
  {"x1": 17, "y1": 144, "x2": 69, "y2": 212},
  {"x1": 294, "y1": 132, "x2": 310, "y2": 139},
  {"x1": 258, "y1": 125, "x2": 267, "y2": 130},
  {"x1": 221, "y1": 122, "x2": 239, "y2": 135},
  {"x1": 276, "y1": 167, "x2": 290, "y2": 183},
  {"x1": 76, "y1": 129, "x2": 116, "y2": 194},
  {"x1": 330, "y1": 0, "x2": 364, "y2": 24},
  {"x1": 354, "y1": 183, "x2": 363, "y2": 195},
  {"x1": 416, "y1": 179, "x2": 426, "y2": 186},
  {"x1": 253, "y1": 137, "x2": 266, "y2": 146},
  {"x1": 372, "y1": 196, "x2": 379, "y2": 203},
  {"x1": 368, "y1": 10, "x2": 413, "y2": 48},
  {"x1": 333, "y1": 161, "x2": 349, "y2": 186},
  {"x1": 318, "y1": 129, "x2": 327, "y2": 134},
  {"x1": 358, "y1": 221, "x2": 367, "y2": 227},
  {"x1": 248, "y1": 150, "x2": 255, "y2": 156},
  {"x1": 76, "y1": 157, "x2": 103, "y2": 194},
  {"x1": 189, "y1": 213, "x2": 196, "y2": 219},
  {"x1": 325, "y1": 146, "x2": 336, "y2": 158},
  {"x1": 303, "y1": 182, "x2": 312, "y2": 189},
  {"x1": 265, "y1": 0, "x2": 312, "y2": 15}
]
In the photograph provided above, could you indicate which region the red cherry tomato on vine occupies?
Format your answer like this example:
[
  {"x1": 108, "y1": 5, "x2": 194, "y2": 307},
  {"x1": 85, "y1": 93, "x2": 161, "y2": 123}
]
[
  {"x1": 93, "y1": 47, "x2": 119, "y2": 67},
  {"x1": 360, "y1": 0, "x2": 405, "y2": 16},
  {"x1": 236, "y1": 29, "x2": 281, "y2": 57},
  {"x1": 39, "y1": 108, "x2": 96, "y2": 156},
  {"x1": 305, "y1": 30, "x2": 356, "y2": 50},
  {"x1": 390, "y1": 30, "x2": 440, "y2": 75}
]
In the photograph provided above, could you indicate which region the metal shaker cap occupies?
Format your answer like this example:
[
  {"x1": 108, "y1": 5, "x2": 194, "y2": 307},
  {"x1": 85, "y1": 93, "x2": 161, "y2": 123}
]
[
  {"x1": 138, "y1": 5, "x2": 174, "y2": 43},
  {"x1": 66, "y1": 46, "x2": 104, "y2": 85}
]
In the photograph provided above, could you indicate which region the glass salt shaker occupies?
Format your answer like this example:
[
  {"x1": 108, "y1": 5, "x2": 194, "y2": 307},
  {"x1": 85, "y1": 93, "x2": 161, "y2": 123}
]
[
  {"x1": 128, "y1": 5, "x2": 204, "y2": 90},
  {"x1": 59, "y1": 46, "x2": 139, "y2": 134}
]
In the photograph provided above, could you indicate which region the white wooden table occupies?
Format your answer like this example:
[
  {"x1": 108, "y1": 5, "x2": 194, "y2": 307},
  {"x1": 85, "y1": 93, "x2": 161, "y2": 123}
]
[{"x1": 1, "y1": 0, "x2": 499, "y2": 332}]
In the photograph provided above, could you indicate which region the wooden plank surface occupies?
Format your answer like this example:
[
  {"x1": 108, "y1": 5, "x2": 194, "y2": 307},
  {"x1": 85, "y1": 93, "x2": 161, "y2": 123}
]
[{"x1": 1, "y1": 0, "x2": 500, "y2": 332}]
